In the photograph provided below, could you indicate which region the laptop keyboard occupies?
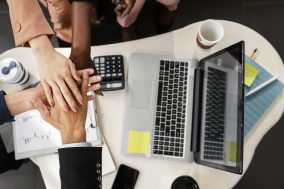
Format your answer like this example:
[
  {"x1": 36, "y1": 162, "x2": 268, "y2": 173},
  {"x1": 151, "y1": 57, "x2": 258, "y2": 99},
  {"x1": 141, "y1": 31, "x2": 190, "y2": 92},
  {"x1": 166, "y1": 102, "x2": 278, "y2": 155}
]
[
  {"x1": 153, "y1": 60, "x2": 188, "y2": 157},
  {"x1": 203, "y1": 67, "x2": 227, "y2": 161}
]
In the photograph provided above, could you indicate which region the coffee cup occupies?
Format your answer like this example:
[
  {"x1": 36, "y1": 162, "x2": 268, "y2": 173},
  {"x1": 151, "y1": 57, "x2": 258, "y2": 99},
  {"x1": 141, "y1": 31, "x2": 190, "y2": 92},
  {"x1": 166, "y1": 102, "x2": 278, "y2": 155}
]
[
  {"x1": 196, "y1": 19, "x2": 224, "y2": 49},
  {"x1": 0, "y1": 58, "x2": 29, "y2": 85},
  {"x1": 171, "y1": 176, "x2": 199, "y2": 189}
]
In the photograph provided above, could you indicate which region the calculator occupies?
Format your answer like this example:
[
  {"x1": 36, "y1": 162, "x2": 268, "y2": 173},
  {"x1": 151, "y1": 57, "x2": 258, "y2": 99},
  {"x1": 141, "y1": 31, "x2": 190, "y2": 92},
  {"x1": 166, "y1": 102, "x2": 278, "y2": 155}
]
[{"x1": 93, "y1": 55, "x2": 125, "y2": 91}]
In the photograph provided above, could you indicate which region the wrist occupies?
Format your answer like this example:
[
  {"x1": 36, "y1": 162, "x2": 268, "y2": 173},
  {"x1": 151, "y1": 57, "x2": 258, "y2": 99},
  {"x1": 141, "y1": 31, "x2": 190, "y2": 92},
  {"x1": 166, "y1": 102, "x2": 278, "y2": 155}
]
[
  {"x1": 60, "y1": 128, "x2": 86, "y2": 144},
  {"x1": 29, "y1": 35, "x2": 54, "y2": 59},
  {"x1": 4, "y1": 90, "x2": 35, "y2": 116}
]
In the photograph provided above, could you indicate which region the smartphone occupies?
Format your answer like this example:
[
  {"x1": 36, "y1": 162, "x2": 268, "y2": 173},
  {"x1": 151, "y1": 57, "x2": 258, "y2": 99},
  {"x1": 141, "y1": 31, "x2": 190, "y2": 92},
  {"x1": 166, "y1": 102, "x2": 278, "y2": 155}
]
[{"x1": 112, "y1": 164, "x2": 139, "y2": 189}]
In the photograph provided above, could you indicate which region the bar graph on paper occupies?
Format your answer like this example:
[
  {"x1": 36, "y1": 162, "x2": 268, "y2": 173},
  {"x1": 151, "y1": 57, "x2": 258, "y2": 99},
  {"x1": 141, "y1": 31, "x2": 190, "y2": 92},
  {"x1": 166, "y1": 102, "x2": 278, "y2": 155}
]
[
  {"x1": 13, "y1": 101, "x2": 101, "y2": 159},
  {"x1": 14, "y1": 111, "x2": 62, "y2": 153}
]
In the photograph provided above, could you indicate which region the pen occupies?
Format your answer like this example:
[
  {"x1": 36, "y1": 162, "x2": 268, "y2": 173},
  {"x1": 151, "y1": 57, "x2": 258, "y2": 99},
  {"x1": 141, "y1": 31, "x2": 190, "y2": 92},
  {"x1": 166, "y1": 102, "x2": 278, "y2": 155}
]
[
  {"x1": 96, "y1": 89, "x2": 104, "y2": 96},
  {"x1": 249, "y1": 48, "x2": 258, "y2": 59},
  {"x1": 245, "y1": 75, "x2": 278, "y2": 97}
]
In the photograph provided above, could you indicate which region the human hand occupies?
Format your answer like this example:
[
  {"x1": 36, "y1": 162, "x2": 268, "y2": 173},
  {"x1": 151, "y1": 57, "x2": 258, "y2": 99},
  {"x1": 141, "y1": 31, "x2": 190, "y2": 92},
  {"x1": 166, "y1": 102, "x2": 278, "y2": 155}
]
[
  {"x1": 48, "y1": 0, "x2": 72, "y2": 43},
  {"x1": 30, "y1": 71, "x2": 90, "y2": 144},
  {"x1": 70, "y1": 52, "x2": 103, "y2": 96},
  {"x1": 113, "y1": 0, "x2": 134, "y2": 17},
  {"x1": 29, "y1": 35, "x2": 82, "y2": 113}
]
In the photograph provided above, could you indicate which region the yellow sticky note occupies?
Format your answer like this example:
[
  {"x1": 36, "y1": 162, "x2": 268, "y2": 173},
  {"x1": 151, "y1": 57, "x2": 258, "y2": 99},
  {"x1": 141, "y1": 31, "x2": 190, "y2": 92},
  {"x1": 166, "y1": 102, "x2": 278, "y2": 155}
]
[
  {"x1": 226, "y1": 141, "x2": 240, "y2": 163},
  {"x1": 245, "y1": 63, "x2": 260, "y2": 87},
  {"x1": 128, "y1": 130, "x2": 150, "y2": 154}
]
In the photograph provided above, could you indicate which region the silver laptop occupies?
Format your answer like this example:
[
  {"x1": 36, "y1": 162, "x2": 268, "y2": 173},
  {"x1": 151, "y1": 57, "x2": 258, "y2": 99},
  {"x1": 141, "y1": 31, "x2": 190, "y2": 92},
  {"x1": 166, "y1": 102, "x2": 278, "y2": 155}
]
[{"x1": 123, "y1": 41, "x2": 244, "y2": 174}]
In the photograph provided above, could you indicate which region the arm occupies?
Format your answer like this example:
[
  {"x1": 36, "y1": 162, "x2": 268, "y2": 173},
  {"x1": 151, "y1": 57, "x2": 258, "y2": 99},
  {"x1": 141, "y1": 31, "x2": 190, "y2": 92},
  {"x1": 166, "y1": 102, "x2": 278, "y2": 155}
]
[
  {"x1": 31, "y1": 71, "x2": 102, "y2": 189},
  {"x1": 69, "y1": 0, "x2": 103, "y2": 95},
  {"x1": 0, "y1": 86, "x2": 46, "y2": 124},
  {"x1": 0, "y1": 69, "x2": 101, "y2": 124},
  {"x1": 7, "y1": 0, "x2": 84, "y2": 112},
  {"x1": 6, "y1": 0, "x2": 54, "y2": 46},
  {"x1": 69, "y1": 1, "x2": 93, "y2": 70}
]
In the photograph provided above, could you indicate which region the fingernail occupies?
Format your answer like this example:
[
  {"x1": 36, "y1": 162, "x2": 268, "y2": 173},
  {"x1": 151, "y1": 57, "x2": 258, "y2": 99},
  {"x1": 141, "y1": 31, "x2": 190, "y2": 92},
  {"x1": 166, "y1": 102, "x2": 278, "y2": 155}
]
[
  {"x1": 72, "y1": 106, "x2": 77, "y2": 112},
  {"x1": 96, "y1": 84, "x2": 100, "y2": 89},
  {"x1": 79, "y1": 98, "x2": 84, "y2": 105},
  {"x1": 89, "y1": 69, "x2": 94, "y2": 74}
]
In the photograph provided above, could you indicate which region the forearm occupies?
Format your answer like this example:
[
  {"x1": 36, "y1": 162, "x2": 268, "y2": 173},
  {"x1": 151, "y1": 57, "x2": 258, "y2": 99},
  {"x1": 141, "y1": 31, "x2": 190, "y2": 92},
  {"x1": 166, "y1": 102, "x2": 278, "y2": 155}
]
[
  {"x1": 4, "y1": 90, "x2": 34, "y2": 116},
  {"x1": 60, "y1": 128, "x2": 86, "y2": 144},
  {"x1": 29, "y1": 35, "x2": 54, "y2": 61},
  {"x1": 71, "y1": 2, "x2": 93, "y2": 57}
]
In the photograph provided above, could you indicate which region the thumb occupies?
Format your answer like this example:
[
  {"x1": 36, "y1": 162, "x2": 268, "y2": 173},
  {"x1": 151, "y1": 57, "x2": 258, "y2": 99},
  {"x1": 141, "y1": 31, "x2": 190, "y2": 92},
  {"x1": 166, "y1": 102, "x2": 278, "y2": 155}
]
[{"x1": 30, "y1": 98, "x2": 51, "y2": 121}]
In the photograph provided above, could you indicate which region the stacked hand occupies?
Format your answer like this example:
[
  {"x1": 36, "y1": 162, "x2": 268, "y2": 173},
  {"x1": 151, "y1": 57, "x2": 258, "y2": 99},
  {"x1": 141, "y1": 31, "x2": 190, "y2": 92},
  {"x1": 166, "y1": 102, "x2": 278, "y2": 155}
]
[{"x1": 31, "y1": 71, "x2": 90, "y2": 144}]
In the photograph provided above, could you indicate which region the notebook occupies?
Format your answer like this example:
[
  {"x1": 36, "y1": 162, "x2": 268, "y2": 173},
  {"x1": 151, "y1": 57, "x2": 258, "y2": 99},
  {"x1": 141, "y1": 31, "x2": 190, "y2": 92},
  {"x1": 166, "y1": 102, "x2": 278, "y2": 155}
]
[
  {"x1": 13, "y1": 100, "x2": 102, "y2": 160},
  {"x1": 244, "y1": 56, "x2": 284, "y2": 135}
]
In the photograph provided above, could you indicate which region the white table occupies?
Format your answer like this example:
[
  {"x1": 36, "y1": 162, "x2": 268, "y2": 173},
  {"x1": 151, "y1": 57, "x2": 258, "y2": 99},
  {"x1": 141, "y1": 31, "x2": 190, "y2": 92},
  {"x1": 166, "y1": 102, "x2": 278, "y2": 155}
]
[{"x1": 1, "y1": 20, "x2": 284, "y2": 189}]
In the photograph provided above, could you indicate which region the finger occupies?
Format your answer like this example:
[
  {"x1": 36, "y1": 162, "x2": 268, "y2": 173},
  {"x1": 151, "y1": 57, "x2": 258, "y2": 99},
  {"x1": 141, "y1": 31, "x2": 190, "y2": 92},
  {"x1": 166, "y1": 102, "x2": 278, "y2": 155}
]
[
  {"x1": 81, "y1": 71, "x2": 89, "y2": 99},
  {"x1": 68, "y1": 61, "x2": 81, "y2": 82},
  {"x1": 88, "y1": 83, "x2": 101, "y2": 92},
  {"x1": 57, "y1": 79, "x2": 78, "y2": 112},
  {"x1": 89, "y1": 75, "x2": 102, "y2": 85},
  {"x1": 30, "y1": 98, "x2": 51, "y2": 121},
  {"x1": 42, "y1": 80, "x2": 54, "y2": 107},
  {"x1": 77, "y1": 69, "x2": 94, "y2": 77},
  {"x1": 121, "y1": 6, "x2": 132, "y2": 17},
  {"x1": 87, "y1": 95, "x2": 94, "y2": 101},
  {"x1": 49, "y1": 81, "x2": 70, "y2": 112},
  {"x1": 65, "y1": 76, "x2": 84, "y2": 106}
]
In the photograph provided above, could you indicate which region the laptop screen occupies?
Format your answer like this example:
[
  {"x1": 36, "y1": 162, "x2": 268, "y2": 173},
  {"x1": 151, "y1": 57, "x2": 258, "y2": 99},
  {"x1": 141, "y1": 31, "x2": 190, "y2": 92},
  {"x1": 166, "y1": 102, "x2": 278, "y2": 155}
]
[{"x1": 193, "y1": 41, "x2": 244, "y2": 174}]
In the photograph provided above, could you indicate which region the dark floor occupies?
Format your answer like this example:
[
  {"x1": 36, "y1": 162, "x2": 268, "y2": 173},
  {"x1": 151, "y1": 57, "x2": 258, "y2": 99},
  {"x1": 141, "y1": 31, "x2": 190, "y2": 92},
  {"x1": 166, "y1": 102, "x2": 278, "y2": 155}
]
[{"x1": 1, "y1": 0, "x2": 284, "y2": 188}]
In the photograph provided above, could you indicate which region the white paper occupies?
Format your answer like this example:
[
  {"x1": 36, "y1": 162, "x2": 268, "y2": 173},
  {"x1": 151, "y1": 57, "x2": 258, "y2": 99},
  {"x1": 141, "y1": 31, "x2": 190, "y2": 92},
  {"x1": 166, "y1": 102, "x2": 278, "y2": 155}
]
[{"x1": 13, "y1": 101, "x2": 101, "y2": 159}]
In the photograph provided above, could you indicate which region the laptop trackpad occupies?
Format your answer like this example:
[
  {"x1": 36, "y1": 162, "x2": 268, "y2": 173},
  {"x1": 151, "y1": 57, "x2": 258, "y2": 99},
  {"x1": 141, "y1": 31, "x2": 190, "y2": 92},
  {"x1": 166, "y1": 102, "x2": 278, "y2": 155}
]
[{"x1": 131, "y1": 79, "x2": 152, "y2": 110}]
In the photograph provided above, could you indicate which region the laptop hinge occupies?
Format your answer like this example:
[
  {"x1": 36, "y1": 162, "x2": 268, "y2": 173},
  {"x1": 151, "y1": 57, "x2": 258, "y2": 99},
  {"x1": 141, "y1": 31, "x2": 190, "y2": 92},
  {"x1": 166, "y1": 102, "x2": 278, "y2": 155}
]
[{"x1": 191, "y1": 68, "x2": 204, "y2": 152}]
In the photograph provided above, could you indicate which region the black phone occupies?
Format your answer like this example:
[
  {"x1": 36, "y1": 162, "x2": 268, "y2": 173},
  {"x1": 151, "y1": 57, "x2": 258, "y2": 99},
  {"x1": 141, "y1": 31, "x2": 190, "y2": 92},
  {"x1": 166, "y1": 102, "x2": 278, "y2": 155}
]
[{"x1": 112, "y1": 164, "x2": 139, "y2": 189}]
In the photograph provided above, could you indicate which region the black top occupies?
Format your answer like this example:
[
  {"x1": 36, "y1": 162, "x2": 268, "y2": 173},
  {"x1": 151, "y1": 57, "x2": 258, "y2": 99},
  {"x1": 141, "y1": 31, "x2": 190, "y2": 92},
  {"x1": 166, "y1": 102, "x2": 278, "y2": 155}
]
[{"x1": 58, "y1": 147, "x2": 102, "y2": 189}]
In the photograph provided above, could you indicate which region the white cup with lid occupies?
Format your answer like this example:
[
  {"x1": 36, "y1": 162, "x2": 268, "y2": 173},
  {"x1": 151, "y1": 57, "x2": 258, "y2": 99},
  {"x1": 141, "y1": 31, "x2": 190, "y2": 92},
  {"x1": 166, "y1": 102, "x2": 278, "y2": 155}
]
[{"x1": 0, "y1": 58, "x2": 29, "y2": 85}]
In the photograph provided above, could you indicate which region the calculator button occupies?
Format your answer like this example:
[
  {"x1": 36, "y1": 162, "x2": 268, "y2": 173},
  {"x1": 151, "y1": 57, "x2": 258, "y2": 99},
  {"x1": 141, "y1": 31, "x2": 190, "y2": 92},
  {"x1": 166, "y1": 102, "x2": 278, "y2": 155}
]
[
  {"x1": 118, "y1": 69, "x2": 122, "y2": 72},
  {"x1": 118, "y1": 61, "x2": 121, "y2": 64},
  {"x1": 106, "y1": 74, "x2": 111, "y2": 77},
  {"x1": 100, "y1": 70, "x2": 105, "y2": 74},
  {"x1": 100, "y1": 67, "x2": 105, "y2": 70},
  {"x1": 95, "y1": 58, "x2": 99, "y2": 63},
  {"x1": 118, "y1": 73, "x2": 122, "y2": 76},
  {"x1": 112, "y1": 69, "x2": 116, "y2": 72},
  {"x1": 112, "y1": 57, "x2": 115, "y2": 60},
  {"x1": 112, "y1": 83, "x2": 122, "y2": 88},
  {"x1": 106, "y1": 61, "x2": 110, "y2": 65},
  {"x1": 107, "y1": 65, "x2": 110, "y2": 69},
  {"x1": 112, "y1": 73, "x2": 117, "y2": 76},
  {"x1": 107, "y1": 84, "x2": 111, "y2": 88},
  {"x1": 118, "y1": 65, "x2": 121, "y2": 68},
  {"x1": 100, "y1": 57, "x2": 105, "y2": 63},
  {"x1": 101, "y1": 74, "x2": 105, "y2": 77}
]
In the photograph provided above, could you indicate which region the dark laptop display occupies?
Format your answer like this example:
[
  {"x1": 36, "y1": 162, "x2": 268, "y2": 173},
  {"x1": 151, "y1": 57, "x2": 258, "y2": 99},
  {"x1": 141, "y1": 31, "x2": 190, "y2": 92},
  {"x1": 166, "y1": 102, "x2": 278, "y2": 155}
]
[{"x1": 192, "y1": 41, "x2": 244, "y2": 174}]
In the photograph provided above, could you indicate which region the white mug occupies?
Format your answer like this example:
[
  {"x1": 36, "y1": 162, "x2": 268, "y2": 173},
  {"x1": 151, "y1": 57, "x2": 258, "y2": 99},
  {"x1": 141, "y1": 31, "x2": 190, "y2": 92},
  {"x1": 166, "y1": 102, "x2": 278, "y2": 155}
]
[{"x1": 196, "y1": 19, "x2": 224, "y2": 49}]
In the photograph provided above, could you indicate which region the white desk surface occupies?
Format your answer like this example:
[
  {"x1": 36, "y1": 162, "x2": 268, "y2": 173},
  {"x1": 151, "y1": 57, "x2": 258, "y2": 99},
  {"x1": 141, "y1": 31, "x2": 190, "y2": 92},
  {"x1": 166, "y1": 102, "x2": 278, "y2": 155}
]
[{"x1": 1, "y1": 20, "x2": 284, "y2": 189}]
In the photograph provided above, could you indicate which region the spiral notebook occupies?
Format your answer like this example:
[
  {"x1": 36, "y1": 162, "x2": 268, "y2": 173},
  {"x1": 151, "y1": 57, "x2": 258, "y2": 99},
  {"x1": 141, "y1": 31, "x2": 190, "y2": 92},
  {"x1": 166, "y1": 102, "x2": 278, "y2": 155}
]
[
  {"x1": 13, "y1": 100, "x2": 102, "y2": 160},
  {"x1": 244, "y1": 56, "x2": 284, "y2": 135}
]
